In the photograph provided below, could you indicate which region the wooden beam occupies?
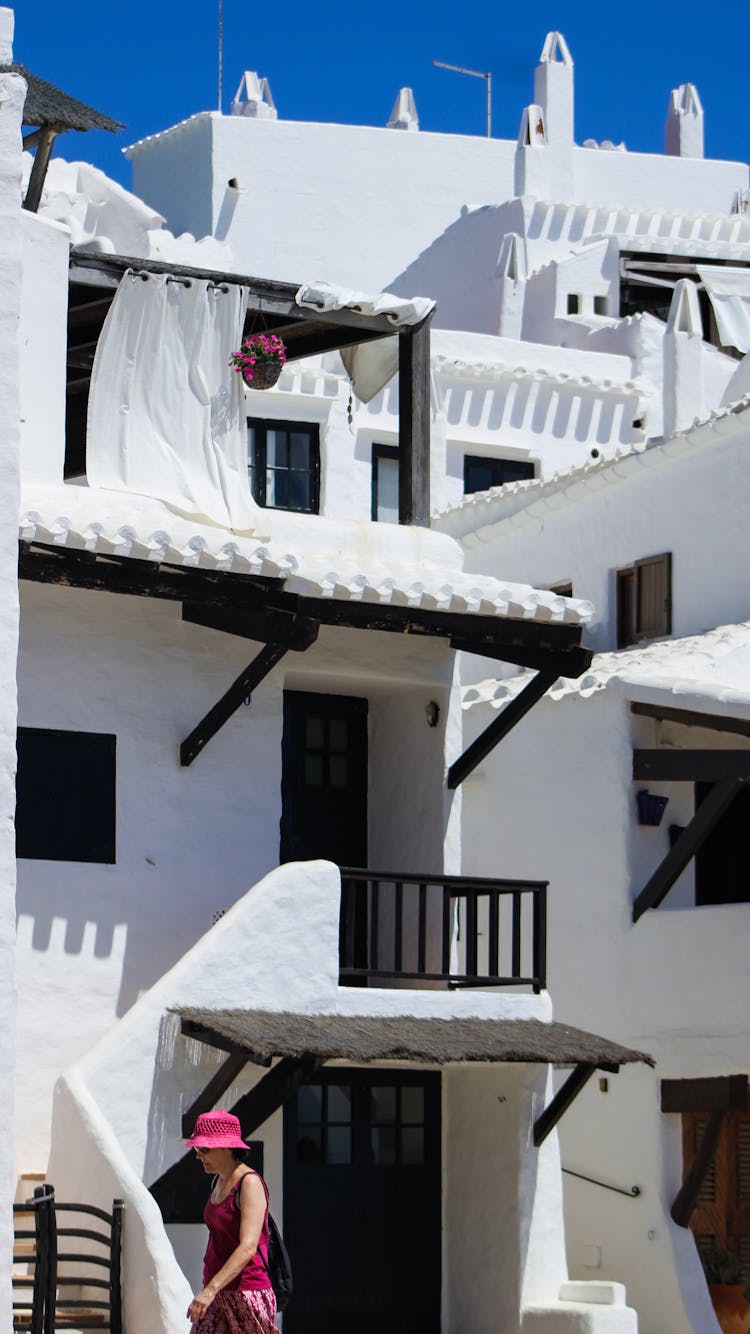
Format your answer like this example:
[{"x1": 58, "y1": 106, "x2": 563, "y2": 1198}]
[
  {"x1": 634, "y1": 750, "x2": 750, "y2": 782},
  {"x1": 19, "y1": 544, "x2": 590, "y2": 677},
  {"x1": 448, "y1": 671, "x2": 558, "y2": 789},
  {"x1": 180, "y1": 642, "x2": 289, "y2": 766},
  {"x1": 661, "y1": 1075, "x2": 748, "y2": 1114},
  {"x1": 398, "y1": 318, "x2": 431, "y2": 526},
  {"x1": 671, "y1": 1109, "x2": 727, "y2": 1228},
  {"x1": 181, "y1": 1053, "x2": 249, "y2": 1137},
  {"x1": 23, "y1": 126, "x2": 60, "y2": 213},
  {"x1": 150, "y1": 1054, "x2": 321, "y2": 1218},
  {"x1": 451, "y1": 636, "x2": 593, "y2": 680},
  {"x1": 631, "y1": 701, "x2": 750, "y2": 740},
  {"x1": 182, "y1": 601, "x2": 318, "y2": 650},
  {"x1": 632, "y1": 778, "x2": 745, "y2": 922},
  {"x1": 533, "y1": 1064, "x2": 596, "y2": 1147},
  {"x1": 69, "y1": 251, "x2": 397, "y2": 334}
]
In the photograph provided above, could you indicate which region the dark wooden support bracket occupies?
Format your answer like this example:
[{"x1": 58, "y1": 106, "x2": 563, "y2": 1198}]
[
  {"x1": 534, "y1": 1063, "x2": 606, "y2": 1147},
  {"x1": 671, "y1": 1109, "x2": 727, "y2": 1227},
  {"x1": 398, "y1": 317, "x2": 432, "y2": 526},
  {"x1": 183, "y1": 601, "x2": 318, "y2": 650},
  {"x1": 632, "y1": 778, "x2": 745, "y2": 922},
  {"x1": 448, "y1": 671, "x2": 558, "y2": 789},
  {"x1": 180, "y1": 642, "x2": 289, "y2": 767},
  {"x1": 151, "y1": 1052, "x2": 321, "y2": 1216},
  {"x1": 452, "y1": 637, "x2": 592, "y2": 680},
  {"x1": 630, "y1": 702, "x2": 750, "y2": 740},
  {"x1": 24, "y1": 125, "x2": 62, "y2": 213},
  {"x1": 181, "y1": 1053, "x2": 250, "y2": 1138}
]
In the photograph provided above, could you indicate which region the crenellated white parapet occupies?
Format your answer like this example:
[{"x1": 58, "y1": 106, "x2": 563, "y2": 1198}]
[{"x1": 665, "y1": 83, "x2": 704, "y2": 160}]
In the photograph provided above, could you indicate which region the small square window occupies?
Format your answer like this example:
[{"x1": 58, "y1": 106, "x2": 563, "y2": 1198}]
[
  {"x1": 248, "y1": 419, "x2": 320, "y2": 514},
  {"x1": 594, "y1": 295, "x2": 608, "y2": 316},
  {"x1": 16, "y1": 728, "x2": 116, "y2": 863},
  {"x1": 463, "y1": 455, "x2": 534, "y2": 495}
]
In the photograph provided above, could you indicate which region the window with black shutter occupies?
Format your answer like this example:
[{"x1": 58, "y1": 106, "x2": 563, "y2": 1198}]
[
  {"x1": 616, "y1": 553, "x2": 672, "y2": 647},
  {"x1": 463, "y1": 455, "x2": 534, "y2": 494},
  {"x1": 16, "y1": 727, "x2": 116, "y2": 863},
  {"x1": 694, "y1": 782, "x2": 750, "y2": 906}
]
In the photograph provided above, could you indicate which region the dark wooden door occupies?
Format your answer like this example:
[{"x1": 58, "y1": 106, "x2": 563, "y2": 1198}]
[
  {"x1": 280, "y1": 692, "x2": 368, "y2": 866},
  {"x1": 283, "y1": 1069, "x2": 441, "y2": 1334},
  {"x1": 683, "y1": 1091, "x2": 750, "y2": 1286}
]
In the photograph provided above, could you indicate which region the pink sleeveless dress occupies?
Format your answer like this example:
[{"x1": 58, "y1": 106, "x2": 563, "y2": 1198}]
[{"x1": 192, "y1": 1173, "x2": 276, "y2": 1334}]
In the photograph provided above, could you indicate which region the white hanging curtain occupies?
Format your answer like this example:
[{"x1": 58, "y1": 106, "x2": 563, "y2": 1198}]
[
  {"x1": 697, "y1": 266, "x2": 750, "y2": 353},
  {"x1": 87, "y1": 271, "x2": 259, "y2": 531}
]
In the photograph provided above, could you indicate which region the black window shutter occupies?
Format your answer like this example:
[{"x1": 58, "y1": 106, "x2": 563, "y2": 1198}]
[{"x1": 16, "y1": 728, "x2": 116, "y2": 863}]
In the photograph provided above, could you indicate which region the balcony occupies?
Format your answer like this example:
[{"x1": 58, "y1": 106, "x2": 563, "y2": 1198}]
[{"x1": 339, "y1": 869, "x2": 547, "y2": 991}]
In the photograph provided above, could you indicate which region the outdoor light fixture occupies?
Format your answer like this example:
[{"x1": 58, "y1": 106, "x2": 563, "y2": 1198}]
[{"x1": 636, "y1": 790, "x2": 669, "y2": 827}]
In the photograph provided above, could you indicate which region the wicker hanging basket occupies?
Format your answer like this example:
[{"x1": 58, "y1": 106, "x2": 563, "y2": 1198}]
[{"x1": 243, "y1": 361, "x2": 283, "y2": 391}]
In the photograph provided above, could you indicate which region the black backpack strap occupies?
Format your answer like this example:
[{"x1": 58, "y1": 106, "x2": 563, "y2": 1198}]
[{"x1": 232, "y1": 1171, "x2": 271, "y2": 1273}]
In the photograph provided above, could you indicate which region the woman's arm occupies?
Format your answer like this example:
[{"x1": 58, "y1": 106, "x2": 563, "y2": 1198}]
[{"x1": 187, "y1": 1174, "x2": 267, "y2": 1324}]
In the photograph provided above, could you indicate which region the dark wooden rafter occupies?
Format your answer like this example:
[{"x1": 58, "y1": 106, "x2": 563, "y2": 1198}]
[
  {"x1": 398, "y1": 316, "x2": 432, "y2": 526},
  {"x1": 181, "y1": 1053, "x2": 249, "y2": 1138},
  {"x1": 533, "y1": 1061, "x2": 619, "y2": 1148},
  {"x1": 182, "y1": 601, "x2": 318, "y2": 649},
  {"x1": 448, "y1": 671, "x2": 559, "y2": 789},
  {"x1": 150, "y1": 1025, "x2": 321, "y2": 1215},
  {"x1": 180, "y1": 642, "x2": 295, "y2": 767},
  {"x1": 632, "y1": 777, "x2": 747, "y2": 921},
  {"x1": 634, "y1": 750, "x2": 750, "y2": 782},
  {"x1": 20, "y1": 544, "x2": 590, "y2": 676},
  {"x1": 630, "y1": 701, "x2": 750, "y2": 739}
]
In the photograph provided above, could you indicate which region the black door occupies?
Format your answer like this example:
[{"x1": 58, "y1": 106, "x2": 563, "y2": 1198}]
[
  {"x1": 280, "y1": 692, "x2": 368, "y2": 866},
  {"x1": 283, "y1": 1069, "x2": 441, "y2": 1334}
]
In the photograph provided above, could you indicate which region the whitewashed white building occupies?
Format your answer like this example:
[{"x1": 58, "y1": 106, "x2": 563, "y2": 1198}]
[{"x1": 4, "y1": 10, "x2": 750, "y2": 1334}]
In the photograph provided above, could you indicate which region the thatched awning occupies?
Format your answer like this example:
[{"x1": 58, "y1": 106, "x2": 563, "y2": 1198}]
[{"x1": 174, "y1": 1008, "x2": 653, "y2": 1068}]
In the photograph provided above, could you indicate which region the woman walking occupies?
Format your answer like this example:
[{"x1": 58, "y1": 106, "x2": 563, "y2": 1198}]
[{"x1": 185, "y1": 1111, "x2": 277, "y2": 1334}]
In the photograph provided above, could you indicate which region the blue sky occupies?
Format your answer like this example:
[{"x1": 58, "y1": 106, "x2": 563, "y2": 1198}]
[{"x1": 13, "y1": 0, "x2": 750, "y2": 190}]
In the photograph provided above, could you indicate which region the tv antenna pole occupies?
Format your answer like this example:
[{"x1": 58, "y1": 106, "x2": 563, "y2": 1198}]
[
  {"x1": 433, "y1": 60, "x2": 492, "y2": 138},
  {"x1": 218, "y1": 0, "x2": 224, "y2": 112}
]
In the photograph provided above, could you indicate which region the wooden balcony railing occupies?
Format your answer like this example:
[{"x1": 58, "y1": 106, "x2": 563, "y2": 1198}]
[{"x1": 339, "y1": 869, "x2": 547, "y2": 991}]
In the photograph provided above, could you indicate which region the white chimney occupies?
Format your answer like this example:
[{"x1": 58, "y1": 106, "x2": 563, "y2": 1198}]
[
  {"x1": 387, "y1": 88, "x2": 419, "y2": 131},
  {"x1": 534, "y1": 32, "x2": 574, "y2": 145},
  {"x1": 665, "y1": 83, "x2": 704, "y2": 158},
  {"x1": 230, "y1": 72, "x2": 277, "y2": 120},
  {"x1": 0, "y1": 8, "x2": 15, "y2": 64},
  {"x1": 663, "y1": 279, "x2": 704, "y2": 436}
]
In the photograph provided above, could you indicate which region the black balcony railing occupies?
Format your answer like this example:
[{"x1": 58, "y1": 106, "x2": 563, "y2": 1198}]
[{"x1": 339, "y1": 869, "x2": 547, "y2": 991}]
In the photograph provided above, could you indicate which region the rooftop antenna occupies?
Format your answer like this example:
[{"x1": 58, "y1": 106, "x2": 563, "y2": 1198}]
[
  {"x1": 433, "y1": 60, "x2": 492, "y2": 137},
  {"x1": 218, "y1": 0, "x2": 223, "y2": 111}
]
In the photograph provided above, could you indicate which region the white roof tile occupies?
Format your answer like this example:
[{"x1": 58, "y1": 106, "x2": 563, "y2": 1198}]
[{"x1": 19, "y1": 485, "x2": 593, "y2": 628}]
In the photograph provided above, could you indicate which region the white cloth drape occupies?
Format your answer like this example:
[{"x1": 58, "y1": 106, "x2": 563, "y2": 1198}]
[
  {"x1": 697, "y1": 266, "x2": 750, "y2": 353},
  {"x1": 87, "y1": 271, "x2": 259, "y2": 531}
]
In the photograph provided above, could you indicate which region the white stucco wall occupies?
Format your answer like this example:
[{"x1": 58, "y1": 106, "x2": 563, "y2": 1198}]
[
  {"x1": 127, "y1": 110, "x2": 747, "y2": 297},
  {"x1": 47, "y1": 859, "x2": 553, "y2": 1333},
  {"x1": 0, "y1": 63, "x2": 23, "y2": 1334},
  {"x1": 446, "y1": 422, "x2": 750, "y2": 654},
  {"x1": 19, "y1": 212, "x2": 68, "y2": 483},
  {"x1": 459, "y1": 686, "x2": 745, "y2": 1334},
  {"x1": 15, "y1": 581, "x2": 457, "y2": 1170}
]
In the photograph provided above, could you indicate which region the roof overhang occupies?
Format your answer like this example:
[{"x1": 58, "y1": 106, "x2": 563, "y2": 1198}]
[{"x1": 174, "y1": 1007, "x2": 651, "y2": 1069}]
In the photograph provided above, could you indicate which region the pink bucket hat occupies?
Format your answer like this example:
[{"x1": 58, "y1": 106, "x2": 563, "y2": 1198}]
[{"x1": 185, "y1": 1111, "x2": 248, "y2": 1150}]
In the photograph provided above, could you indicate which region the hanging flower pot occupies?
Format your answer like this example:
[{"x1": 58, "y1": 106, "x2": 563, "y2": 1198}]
[
  {"x1": 636, "y1": 790, "x2": 669, "y2": 826},
  {"x1": 230, "y1": 333, "x2": 287, "y2": 390}
]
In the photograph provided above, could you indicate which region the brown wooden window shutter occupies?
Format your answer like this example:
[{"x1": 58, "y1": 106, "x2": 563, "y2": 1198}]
[
  {"x1": 682, "y1": 1095, "x2": 750, "y2": 1286},
  {"x1": 634, "y1": 553, "x2": 672, "y2": 640}
]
